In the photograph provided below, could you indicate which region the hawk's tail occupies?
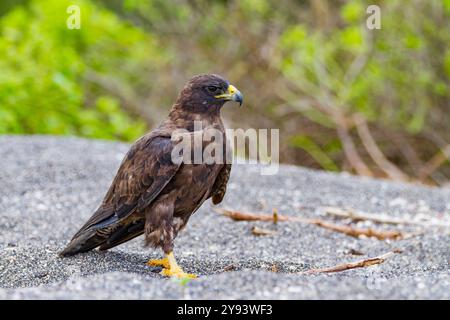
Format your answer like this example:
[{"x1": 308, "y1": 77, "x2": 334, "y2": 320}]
[{"x1": 59, "y1": 229, "x2": 106, "y2": 257}]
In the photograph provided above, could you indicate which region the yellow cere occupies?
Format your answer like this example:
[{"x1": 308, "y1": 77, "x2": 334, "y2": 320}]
[
  {"x1": 215, "y1": 84, "x2": 237, "y2": 99},
  {"x1": 227, "y1": 85, "x2": 237, "y2": 94}
]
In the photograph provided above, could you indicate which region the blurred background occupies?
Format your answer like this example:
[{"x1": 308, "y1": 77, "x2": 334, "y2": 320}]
[{"x1": 0, "y1": 0, "x2": 449, "y2": 185}]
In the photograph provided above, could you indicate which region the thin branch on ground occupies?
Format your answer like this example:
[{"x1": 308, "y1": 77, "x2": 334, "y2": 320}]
[
  {"x1": 322, "y1": 206, "x2": 450, "y2": 229},
  {"x1": 215, "y1": 208, "x2": 292, "y2": 222},
  {"x1": 299, "y1": 249, "x2": 402, "y2": 274},
  {"x1": 304, "y1": 218, "x2": 405, "y2": 240},
  {"x1": 215, "y1": 208, "x2": 407, "y2": 240},
  {"x1": 251, "y1": 226, "x2": 276, "y2": 236},
  {"x1": 223, "y1": 264, "x2": 236, "y2": 272}
]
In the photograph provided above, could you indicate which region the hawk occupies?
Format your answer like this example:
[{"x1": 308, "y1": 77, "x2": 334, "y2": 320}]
[{"x1": 60, "y1": 74, "x2": 243, "y2": 279}]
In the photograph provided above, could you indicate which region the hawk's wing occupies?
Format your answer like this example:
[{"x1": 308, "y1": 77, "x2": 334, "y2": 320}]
[
  {"x1": 60, "y1": 133, "x2": 181, "y2": 256},
  {"x1": 211, "y1": 135, "x2": 232, "y2": 205},
  {"x1": 211, "y1": 163, "x2": 231, "y2": 205}
]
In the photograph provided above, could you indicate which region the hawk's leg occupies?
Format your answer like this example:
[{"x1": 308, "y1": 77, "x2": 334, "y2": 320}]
[
  {"x1": 144, "y1": 198, "x2": 197, "y2": 279},
  {"x1": 160, "y1": 252, "x2": 197, "y2": 279}
]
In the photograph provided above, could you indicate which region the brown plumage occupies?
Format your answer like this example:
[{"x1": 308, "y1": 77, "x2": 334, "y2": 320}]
[{"x1": 60, "y1": 74, "x2": 243, "y2": 278}]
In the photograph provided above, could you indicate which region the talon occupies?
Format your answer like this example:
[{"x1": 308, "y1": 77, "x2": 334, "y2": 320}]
[
  {"x1": 158, "y1": 251, "x2": 197, "y2": 279},
  {"x1": 147, "y1": 257, "x2": 170, "y2": 269},
  {"x1": 161, "y1": 268, "x2": 197, "y2": 279}
]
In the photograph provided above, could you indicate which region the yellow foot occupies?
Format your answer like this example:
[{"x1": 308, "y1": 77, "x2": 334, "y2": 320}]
[
  {"x1": 161, "y1": 267, "x2": 197, "y2": 279},
  {"x1": 156, "y1": 251, "x2": 197, "y2": 279},
  {"x1": 146, "y1": 257, "x2": 170, "y2": 269}
]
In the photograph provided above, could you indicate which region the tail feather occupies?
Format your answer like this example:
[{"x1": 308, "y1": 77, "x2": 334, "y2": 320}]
[
  {"x1": 99, "y1": 220, "x2": 145, "y2": 251},
  {"x1": 59, "y1": 229, "x2": 107, "y2": 257},
  {"x1": 60, "y1": 220, "x2": 145, "y2": 257}
]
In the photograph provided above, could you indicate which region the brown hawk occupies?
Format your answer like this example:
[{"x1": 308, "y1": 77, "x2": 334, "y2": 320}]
[{"x1": 60, "y1": 74, "x2": 243, "y2": 279}]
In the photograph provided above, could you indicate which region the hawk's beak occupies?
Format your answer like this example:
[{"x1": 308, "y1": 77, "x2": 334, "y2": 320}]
[{"x1": 215, "y1": 84, "x2": 243, "y2": 106}]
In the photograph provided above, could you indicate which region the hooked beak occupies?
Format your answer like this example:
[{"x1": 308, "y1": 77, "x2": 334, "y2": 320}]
[{"x1": 215, "y1": 84, "x2": 243, "y2": 106}]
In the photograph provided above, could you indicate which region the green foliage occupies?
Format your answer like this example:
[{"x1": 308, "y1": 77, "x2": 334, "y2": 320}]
[
  {"x1": 276, "y1": 0, "x2": 450, "y2": 180},
  {"x1": 0, "y1": 0, "x2": 449, "y2": 182},
  {"x1": 289, "y1": 135, "x2": 339, "y2": 171},
  {"x1": 278, "y1": 0, "x2": 450, "y2": 133},
  {"x1": 0, "y1": 0, "x2": 154, "y2": 140}
]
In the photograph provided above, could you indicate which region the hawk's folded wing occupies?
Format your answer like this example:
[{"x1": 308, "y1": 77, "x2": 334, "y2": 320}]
[{"x1": 59, "y1": 133, "x2": 181, "y2": 256}]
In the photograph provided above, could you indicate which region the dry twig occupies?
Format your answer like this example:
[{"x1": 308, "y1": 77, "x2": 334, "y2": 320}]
[
  {"x1": 305, "y1": 218, "x2": 404, "y2": 240},
  {"x1": 215, "y1": 208, "x2": 406, "y2": 240},
  {"x1": 347, "y1": 249, "x2": 365, "y2": 256},
  {"x1": 299, "y1": 250, "x2": 402, "y2": 274},
  {"x1": 223, "y1": 264, "x2": 236, "y2": 272},
  {"x1": 215, "y1": 208, "x2": 292, "y2": 222},
  {"x1": 251, "y1": 226, "x2": 276, "y2": 236},
  {"x1": 322, "y1": 206, "x2": 450, "y2": 229}
]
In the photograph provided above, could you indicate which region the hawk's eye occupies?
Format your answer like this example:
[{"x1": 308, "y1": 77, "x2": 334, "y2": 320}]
[{"x1": 207, "y1": 86, "x2": 219, "y2": 93}]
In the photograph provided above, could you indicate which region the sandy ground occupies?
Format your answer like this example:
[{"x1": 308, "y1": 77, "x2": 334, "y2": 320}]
[{"x1": 0, "y1": 135, "x2": 448, "y2": 299}]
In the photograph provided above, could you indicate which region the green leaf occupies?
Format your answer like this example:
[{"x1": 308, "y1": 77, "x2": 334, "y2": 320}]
[
  {"x1": 290, "y1": 136, "x2": 339, "y2": 171},
  {"x1": 341, "y1": 1, "x2": 364, "y2": 24}
]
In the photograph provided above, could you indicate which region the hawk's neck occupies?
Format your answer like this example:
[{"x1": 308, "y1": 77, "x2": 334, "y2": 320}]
[{"x1": 165, "y1": 104, "x2": 224, "y2": 132}]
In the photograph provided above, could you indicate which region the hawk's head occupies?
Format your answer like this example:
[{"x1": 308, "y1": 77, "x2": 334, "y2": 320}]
[{"x1": 176, "y1": 74, "x2": 243, "y2": 112}]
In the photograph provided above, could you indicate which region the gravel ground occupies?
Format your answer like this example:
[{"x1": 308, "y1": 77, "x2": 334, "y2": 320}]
[{"x1": 0, "y1": 135, "x2": 448, "y2": 299}]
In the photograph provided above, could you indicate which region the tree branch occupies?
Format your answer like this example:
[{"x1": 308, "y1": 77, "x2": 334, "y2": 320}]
[
  {"x1": 418, "y1": 144, "x2": 450, "y2": 180},
  {"x1": 353, "y1": 114, "x2": 410, "y2": 181}
]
